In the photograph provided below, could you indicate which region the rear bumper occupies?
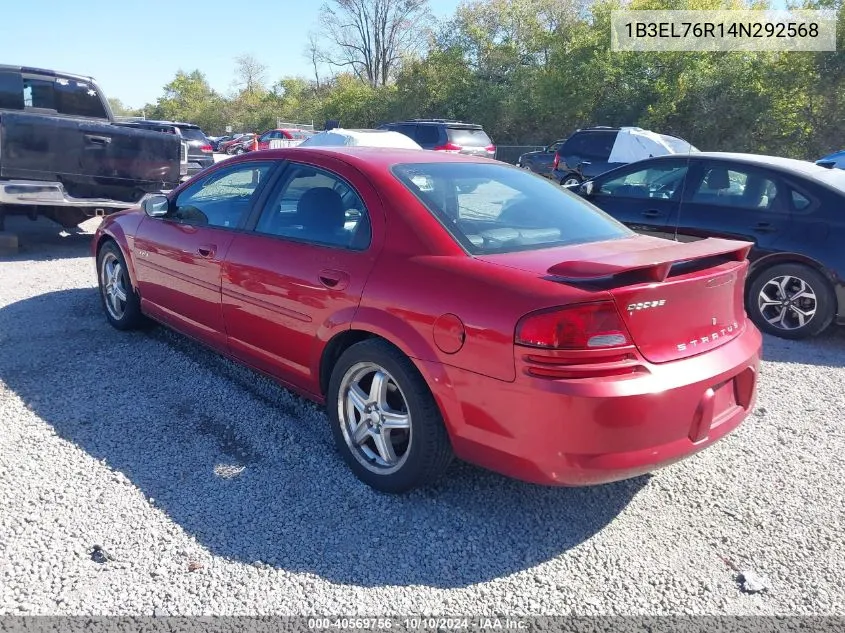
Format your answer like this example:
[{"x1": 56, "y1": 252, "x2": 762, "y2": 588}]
[
  {"x1": 0, "y1": 180, "x2": 136, "y2": 209},
  {"x1": 418, "y1": 323, "x2": 762, "y2": 486}
]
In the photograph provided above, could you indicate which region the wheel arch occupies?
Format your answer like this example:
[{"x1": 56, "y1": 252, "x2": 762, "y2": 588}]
[
  {"x1": 746, "y1": 252, "x2": 839, "y2": 317},
  {"x1": 94, "y1": 228, "x2": 140, "y2": 293}
]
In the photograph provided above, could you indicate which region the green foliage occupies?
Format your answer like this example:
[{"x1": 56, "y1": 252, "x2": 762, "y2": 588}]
[{"x1": 126, "y1": 0, "x2": 845, "y2": 158}]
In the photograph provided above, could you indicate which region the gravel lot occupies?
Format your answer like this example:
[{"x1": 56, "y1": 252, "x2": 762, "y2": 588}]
[{"x1": 1, "y1": 216, "x2": 844, "y2": 616}]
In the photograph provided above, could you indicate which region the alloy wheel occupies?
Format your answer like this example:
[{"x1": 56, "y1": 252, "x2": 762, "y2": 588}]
[
  {"x1": 100, "y1": 252, "x2": 128, "y2": 321},
  {"x1": 757, "y1": 274, "x2": 817, "y2": 331},
  {"x1": 337, "y1": 362, "x2": 412, "y2": 475}
]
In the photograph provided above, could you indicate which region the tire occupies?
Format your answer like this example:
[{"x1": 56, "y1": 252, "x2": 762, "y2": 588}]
[
  {"x1": 234, "y1": 147, "x2": 245, "y2": 155},
  {"x1": 327, "y1": 339, "x2": 453, "y2": 493},
  {"x1": 747, "y1": 263, "x2": 835, "y2": 339},
  {"x1": 96, "y1": 240, "x2": 146, "y2": 331},
  {"x1": 560, "y1": 173, "x2": 582, "y2": 187}
]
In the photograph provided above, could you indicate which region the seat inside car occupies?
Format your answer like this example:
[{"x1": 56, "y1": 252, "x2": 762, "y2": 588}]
[{"x1": 295, "y1": 187, "x2": 349, "y2": 244}]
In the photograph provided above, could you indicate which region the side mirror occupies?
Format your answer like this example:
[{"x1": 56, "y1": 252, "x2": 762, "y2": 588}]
[
  {"x1": 580, "y1": 181, "x2": 594, "y2": 196},
  {"x1": 142, "y1": 194, "x2": 169, "y2": 217}
]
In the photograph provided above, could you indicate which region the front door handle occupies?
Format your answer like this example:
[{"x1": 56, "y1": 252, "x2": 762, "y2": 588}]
[
  {"x1": 752, "y1": 222, "x2": 777, "y2": 233},
  {"x1": 84, "y1": 134, "x2": 112, "y2": 146},
  {"x1": 196, "y1": 244, "x2": 217, "y2": 258},
  {"x1": 642, "y1": 209, "x2": 662, "y2": 218},
  {"x1": 318, "y1": 269, "x2": 350, "y2": 290}
]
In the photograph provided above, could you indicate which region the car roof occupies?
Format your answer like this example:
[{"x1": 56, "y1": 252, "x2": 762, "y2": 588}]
[
  {"x1": 391, "y1": 119, "x2": 484, "y2": 129},
  {"x1": 644, "y1": 151, "x2": 845, "y2": 192},
  {"x1": 139, "y1": 119, "x2": 201, "y2": 129},
  {"x1": 0, "y1": 64, "x2": 96, "y2": 83},
  {"x1": 225, "y1": 146, "x2": 497, "y2": 169}
]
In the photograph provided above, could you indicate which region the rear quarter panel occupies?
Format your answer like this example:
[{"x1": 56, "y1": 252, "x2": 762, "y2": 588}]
[{"x1": 353, "y1": 169, "x2": 608, "y2": 383}]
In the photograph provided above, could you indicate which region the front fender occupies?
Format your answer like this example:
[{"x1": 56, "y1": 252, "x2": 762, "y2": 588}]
[{"x1": 93, "y1": 212, "x2": 144, "y2": 292}]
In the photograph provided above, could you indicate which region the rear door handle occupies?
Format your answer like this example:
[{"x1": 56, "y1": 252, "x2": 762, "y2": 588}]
[
  {"x1": 318, "y1": 269, "x2": 350, "y2": 290},
  {"x1": 642, "y1": 209, "x2": 662, "y2": 218},
  {"x1": 84, "y1": 134, "x2": 112, "y2": 146},
  {"x1": 196, "y1": 244, "x2": 217, "y2": 258},
  {"x1": 752, "y1": 222, "x2": 777, "y2": 233}
]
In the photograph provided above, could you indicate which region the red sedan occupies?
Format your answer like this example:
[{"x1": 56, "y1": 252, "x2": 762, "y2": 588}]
[{"x1": 93, "y1": 147, "x2": 761, "y2": 493}]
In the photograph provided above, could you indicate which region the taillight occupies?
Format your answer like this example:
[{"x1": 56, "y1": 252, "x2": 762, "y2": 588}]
[
  {"x1": 434, "y1": 142, "x2": 462, "y2": 153},
  {"x1": 485, "y1": 144, "x2": 496, "y2": 154},
  {"x1": 515, "y1": 302, "x2": 630, "y2": 350},
  {"x1": 200, "y1": 144, "x2": 213, "y2": 153},
  {"x1": 553, "y1": 154, "x2": 560, "y2": 170}
]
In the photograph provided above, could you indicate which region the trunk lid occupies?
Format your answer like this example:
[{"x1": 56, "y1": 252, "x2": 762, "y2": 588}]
[{"x1": 478, "y1": 235, "x2": 752, "y2": 363}]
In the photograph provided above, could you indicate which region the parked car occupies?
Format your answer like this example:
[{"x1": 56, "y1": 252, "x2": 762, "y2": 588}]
[
  {"x1": 255, "y1": 128, "x2": 314, "y2": 150},
  {"x1": 299, "y1": 128, "x2": 422, "y2": 149},
  {"x1": 552, "y1": 126, "x2": 697, "y2": 186},
  {"x1": 816, "y1": 150, "x2": 845, "y2": 169},
  {"x1": 121, "y1": 120, "x2": 213, "y2": 178},
  {"x1": 221, "y1": 133, "x2": 254, "y2": 154},
  {"x1": 210, "y1": 135, "x2": 232, "y2": 151},
  {"x1": 93, "y1": 147, "x2": 760, "y2": 492},
  {"x1": 517, "y1": 140, "x2": 566, "y2": 177},
  {"x1": 225, "y1": 133, "x2": 257, "y2": 155},
  {"x1": 571, "y1": 152, "x2": 845, "y2": 339},
  {"x1": 379, "y1": 119, "x2": 495, "y2": 158},
  {"x1": 0, "y1": 64, "x2": 181, "y2": 230}
]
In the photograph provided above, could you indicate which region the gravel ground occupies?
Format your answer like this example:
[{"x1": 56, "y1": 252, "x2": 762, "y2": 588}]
[{"x1": 0, "y1": 216, "x2": 843, "y2": 616}]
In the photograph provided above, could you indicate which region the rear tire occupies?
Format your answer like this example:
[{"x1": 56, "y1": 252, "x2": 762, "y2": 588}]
[
  {"x1": 97, "y1": 241, "x2": 146, "y2": 331},
  {"x1": 560, "y1": 173, "x2": 582, "y2": 187},
  {"x1": 327, "y1": 339, "x2": 453, "y2": 493},
  {"x1": 747, "y1": 263, "x2": 834, "y2": 339}
]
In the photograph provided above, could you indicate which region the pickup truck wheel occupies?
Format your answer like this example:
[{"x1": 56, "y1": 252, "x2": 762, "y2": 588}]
[{"x1": 97, "y1": 241, "x2": 145, "y2": 331}]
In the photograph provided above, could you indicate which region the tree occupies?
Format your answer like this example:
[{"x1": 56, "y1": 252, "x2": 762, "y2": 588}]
[
  {"x1": 107, "y1": 97, "x2": 141, "y2": 117},
  {"x1": 304, "y1": 32, "x2": 323, "y2": 89},
  {"x1": 233, "y1": 54, "x2": 268, "y2": 96},
  {"x1": 317, "y1": 0, "x2": 433, "y2": 87}
]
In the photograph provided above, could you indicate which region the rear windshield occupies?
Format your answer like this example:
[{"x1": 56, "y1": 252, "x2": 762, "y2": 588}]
[
  {"x1": 392, "y1": 162, "x2": 632, "y2": 254},
  {"x1": 179, "y1": 127, "x2": 208, "y2": 142},
  {"x1": 446, "y1": 127, "x2": 492, "y2": 147}
]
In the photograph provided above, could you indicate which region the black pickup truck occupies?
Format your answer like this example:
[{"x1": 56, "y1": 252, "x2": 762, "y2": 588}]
[{"x1": 0, "y1": 65, "x2": 183, "y2": 231}]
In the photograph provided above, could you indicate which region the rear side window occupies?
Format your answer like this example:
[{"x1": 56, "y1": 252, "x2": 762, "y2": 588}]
[
  {"x1": 393, "y1": 162, "x2": 632, "y2": 254},
  {"x1": 19, "y1": 75, "x2": 108, "y2": 118},
  {"x1": 53, "y1": 78, "x2": 108, "y2": 118},
  {"x1": 691, "y1": 165, "x2": 785, "y2": 212},
  {"x1": 415, "y1": 125, "x2": 441, "y2": 145},
  {"x1": 579, "y1": 131, "x2": 615, "y2": 161},
  {"x1": 447, "y1": 127, "x2": 491, "y2": 147},
  {"x1": 0, "y1": 71, "x2": 24, "y2": 109}
]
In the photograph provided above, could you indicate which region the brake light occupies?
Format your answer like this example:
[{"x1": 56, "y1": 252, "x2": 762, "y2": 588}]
[
  {"x1": 485, "y1": 144, "x2": 496, "y2": 154},
  {"x1": 553, "y1": 154, "x2": 560, "y2": 170},
  {"x1": 434, "y1": 142, "x2": 462, "y2": 153},
  {"x1": 200, "y1": 144, "x2": 213, "y2": 153},
  {"x1": 516, "y1": 302, "x2": 630, "y2": 350}
]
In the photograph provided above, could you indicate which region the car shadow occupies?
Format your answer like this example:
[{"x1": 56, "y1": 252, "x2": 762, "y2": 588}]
[
  {"x1": 0, "y1": 215, "x2": 98, "y2": 262},
  {"x1": 761, "y1": 326, "x2": 845, "y2": 368},
  {"x1": 0, "y1": 287, "x2": 649, "y2": 589}
]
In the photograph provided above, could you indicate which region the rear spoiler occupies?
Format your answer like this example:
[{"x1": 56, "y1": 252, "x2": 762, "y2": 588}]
[{"x1": 547, "y1": 238, "x2": 752, "y2": 283}]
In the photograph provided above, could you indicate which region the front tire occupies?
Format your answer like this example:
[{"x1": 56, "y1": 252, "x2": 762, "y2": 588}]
[
  {"x1": 747, "y1": 263, "x2": 834, "y2": 339},
  {"x1": 327, "y1": 339, "x2": 453, "y2": 493},
  {"x1": 97, "y1": 241, "x2": 145, "y2": 331}
]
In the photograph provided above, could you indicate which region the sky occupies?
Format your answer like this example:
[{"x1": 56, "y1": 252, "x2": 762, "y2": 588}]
[{"x1": 0, "y1": 0, "x2": 463, "y2": 109}]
